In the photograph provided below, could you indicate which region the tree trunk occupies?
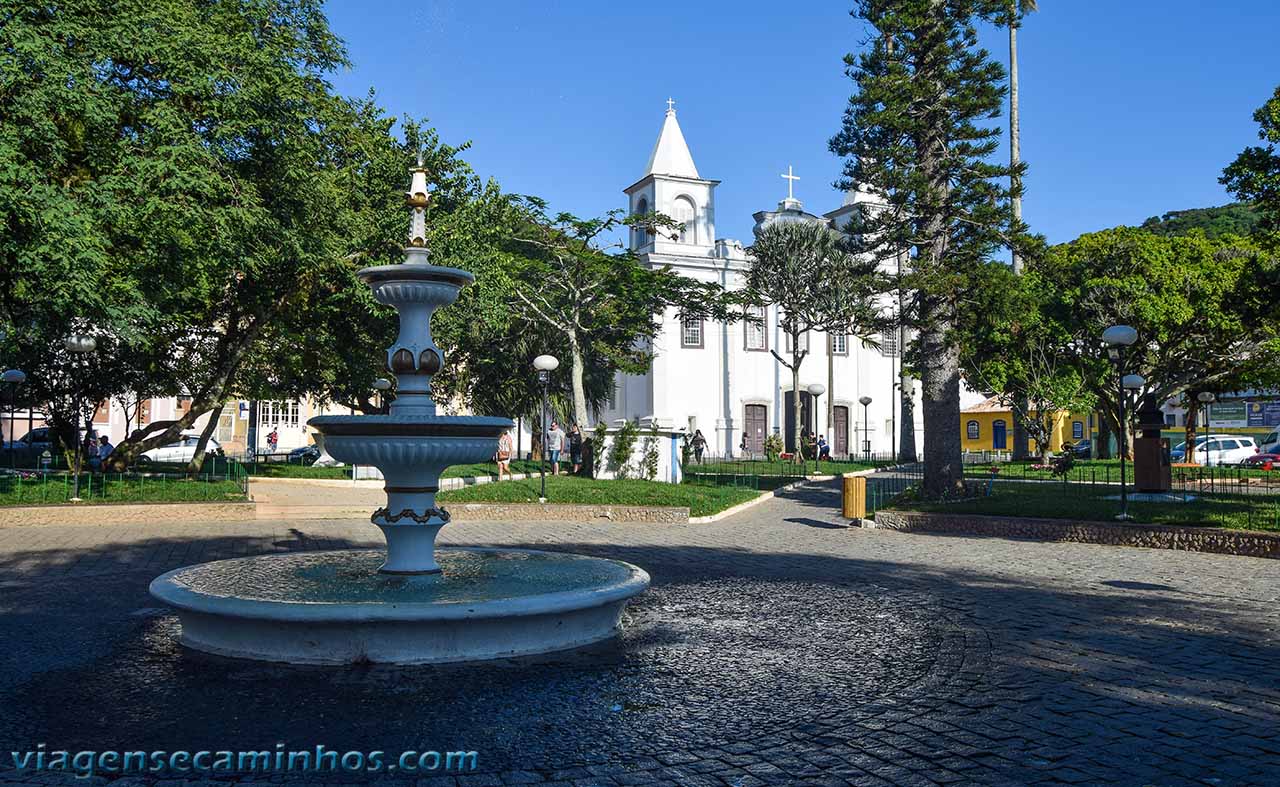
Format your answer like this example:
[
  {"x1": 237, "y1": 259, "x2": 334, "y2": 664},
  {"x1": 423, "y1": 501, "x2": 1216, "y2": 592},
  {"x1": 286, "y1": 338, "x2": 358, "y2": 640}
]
[
  {"x1": 186, "y1": 402, "x2": 224, "y2": 477},
  {"x1": 1184, "y1": 398, "x2": 1199, "y2": 461},
  {"x1": 898, "y1": 372, "x2": 917, "y2": 462},
  {"x1": 568, "y1": 333, "x2": 590, "y2": 429},
  {"x1": 791, "y1": 330, "x2": 804, "y2": 464},
  {"x1": 1096, "y1": 413, "x2": 1113, "y2": 459},
  {"x1": 919, "y1": 296, "x2": 964, "y2": 497},
  {"x1": 1011, "y1": 400, "x2": 1030, "y2": 461},
  {"x1": 1009, "y1": 15, "x2": 1023, "y2": 274}
]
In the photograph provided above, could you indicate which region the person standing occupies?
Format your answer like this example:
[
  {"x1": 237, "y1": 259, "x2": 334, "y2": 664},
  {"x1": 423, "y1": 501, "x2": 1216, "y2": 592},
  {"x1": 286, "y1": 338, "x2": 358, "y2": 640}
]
[
  {"x1": 546, "y1": 421, "x2": 565, "y2": 476},
  {"x1": 691, "y1": 429, "x2": 707, "y2": 464},
  {"x1": 267, "y1": 427, "x2": 279, "y2": 455},
  {"x1": 568, "y1": 423, "x2": 584, "y2": 475},
  {"x1": 495, "y1": 429, "x2": 514, "y2": 481}
]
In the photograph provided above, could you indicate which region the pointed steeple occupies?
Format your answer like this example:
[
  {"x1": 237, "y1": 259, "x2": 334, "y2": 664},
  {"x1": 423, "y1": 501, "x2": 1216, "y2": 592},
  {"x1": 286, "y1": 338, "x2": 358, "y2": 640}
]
[{"x1": 644, "y1": 99, "x2": 700, "y2": 179}]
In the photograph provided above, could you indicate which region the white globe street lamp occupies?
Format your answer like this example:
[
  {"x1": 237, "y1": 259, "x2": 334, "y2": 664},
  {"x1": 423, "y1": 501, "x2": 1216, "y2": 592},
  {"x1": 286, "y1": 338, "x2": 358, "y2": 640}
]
[
  {"x1": 1196, "y1": 391, "x2": 1216, "y2": 466},
  {"x1": 806, "y1": 383, "x2": 826, "y2": 473},
  {"x1": 532, "y1": 355, "x2": 559, "y2": 501},
  {"x1": 64, "y1": 334, "x2": 97, "y2": 501},
  {"x1": 858, "y1": 395, "x2": 873, "y2": 463},
  {"x1": 1102, "y1": 326, "x2": 1138, "y2": 520}
]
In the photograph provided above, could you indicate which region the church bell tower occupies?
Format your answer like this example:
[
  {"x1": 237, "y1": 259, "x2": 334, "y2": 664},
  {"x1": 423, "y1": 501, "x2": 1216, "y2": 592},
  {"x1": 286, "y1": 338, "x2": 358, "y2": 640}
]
[{"x1": 624, "y1": 100, "x2": 719, "y2": 257}]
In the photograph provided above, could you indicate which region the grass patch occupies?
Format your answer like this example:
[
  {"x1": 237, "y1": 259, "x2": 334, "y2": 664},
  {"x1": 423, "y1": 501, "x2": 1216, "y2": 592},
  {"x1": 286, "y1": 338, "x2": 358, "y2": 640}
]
[
  {"x1": 963, "y1": 459, "x2": 1276, "y2": 483},
  {"x1": 439, "y1": 476, "x2": 761, "y2": 518},
  {"x1": 892, "y1": 482, "x2": 1280, "y2": 532},
  {"x1": 0, "y1": 472, "x2": 248, "y2": 506}
]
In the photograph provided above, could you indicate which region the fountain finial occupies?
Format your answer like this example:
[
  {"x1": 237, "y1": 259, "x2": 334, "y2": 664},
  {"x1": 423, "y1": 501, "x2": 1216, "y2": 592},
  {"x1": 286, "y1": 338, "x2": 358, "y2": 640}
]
[{"x1": 406, "y1": 155, "x2": 430, "y2": 254}]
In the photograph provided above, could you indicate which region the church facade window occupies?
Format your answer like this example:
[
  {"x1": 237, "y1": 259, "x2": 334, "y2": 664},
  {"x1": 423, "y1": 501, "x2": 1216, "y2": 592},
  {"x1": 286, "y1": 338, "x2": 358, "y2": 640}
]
[
  {"x1": 784, "y1": 331, "x2": 810, "y2": 354},
  {"x1": 744, "y1": 306, "x2": 767, "y2": 351},
  {"x1": 681, "y1": 317, "x2": 704, "y2": 348},
  {"x1": 831, "y1": 334, "x2": 848, "y2": 355},
  {"x1": 673, "y1": 195, "x2": 697, "y2": 244},
  {"x1": 879, "y1": 330, "x2": 900, "y2": 357}
]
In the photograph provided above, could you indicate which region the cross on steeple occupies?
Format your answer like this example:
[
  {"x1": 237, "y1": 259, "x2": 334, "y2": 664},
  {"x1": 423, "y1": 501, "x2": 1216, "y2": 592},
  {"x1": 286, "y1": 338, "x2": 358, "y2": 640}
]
[
  {"x1": 666, "y1": 97, "x2": 676, "y2": 113},
  {"x1": 781, "y1": 165, "x2": 800, "y2": 200}
]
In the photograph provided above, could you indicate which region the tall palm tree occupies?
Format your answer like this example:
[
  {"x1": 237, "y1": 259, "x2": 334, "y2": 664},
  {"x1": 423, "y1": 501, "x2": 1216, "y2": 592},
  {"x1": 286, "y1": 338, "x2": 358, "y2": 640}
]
[
  {"x1": 1009, "y1": 0, "x2": 1036, "y2": 274},
  {"x1": 1008, "y1": 0, "x2": 1037, "y2": 461}
]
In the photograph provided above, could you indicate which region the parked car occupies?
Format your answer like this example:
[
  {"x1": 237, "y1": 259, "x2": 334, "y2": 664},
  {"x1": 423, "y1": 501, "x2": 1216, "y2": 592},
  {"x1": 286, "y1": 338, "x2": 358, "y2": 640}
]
[
  {"x1": 1261, "y1": 428, "x2": 1280, "y2": 455},
  {"x1": 288, "y1": 444, "x2": 320, "y2": 465},
  {"x1": 1063, "y1": 439, "x2": 1093, "y2": 459},
  {"x1": 137, "y1": 432, "x2": 224, "y2": 464},
  {"x1": 1171, "y1": 434, "x2": 1259, "y2": 465},
  {"x1": 1242, "y1": 449, "x2": 1280, "y2": 468},
  {"x1": 1, "y1": 427, "x2": 61, "y2": 467}
]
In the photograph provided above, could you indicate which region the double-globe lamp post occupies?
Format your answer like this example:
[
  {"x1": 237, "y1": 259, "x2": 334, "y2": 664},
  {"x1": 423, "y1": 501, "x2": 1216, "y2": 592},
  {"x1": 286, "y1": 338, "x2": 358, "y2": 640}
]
[
  {"x1": 533, "y1": 354, "x2": 559, "y2": 503},
  {"x1": 806, "y1": 383, "x2": 825, "y2": 474},
  {"x1": 64, "y1": 333, "x2": 97, "y2": 501},
  {"x1": 2, "y1": 369, "x2": 26, "y2": 470},
  {"x1": 859, "y1": 395, "x2": 873, "y2": 463},
  {"x1": 1197, "y1": 391, "x2": 1216, "y2": 466},
  {"x1": 1101, "y1": 325, "x2": 1143, "y2": 521}
]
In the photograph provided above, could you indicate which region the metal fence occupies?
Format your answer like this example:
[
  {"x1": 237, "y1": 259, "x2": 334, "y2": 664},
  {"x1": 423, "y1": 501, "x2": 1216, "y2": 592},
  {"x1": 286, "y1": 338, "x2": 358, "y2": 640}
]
[
  {"x1": 0, "y1": 459, "x2": 250, "y2": 506},
  {"x1": 683, "y1": 453, "x2": 902, "y2": 491}
]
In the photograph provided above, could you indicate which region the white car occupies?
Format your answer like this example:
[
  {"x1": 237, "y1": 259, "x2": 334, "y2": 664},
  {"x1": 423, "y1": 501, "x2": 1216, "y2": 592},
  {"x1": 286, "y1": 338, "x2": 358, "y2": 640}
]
[
  {"x1": 139, "y1": 434, "x2": 223, "y2": 464},
  {"x1": 1177, "y1": 435, "x2": 1259, "y2": 466}
]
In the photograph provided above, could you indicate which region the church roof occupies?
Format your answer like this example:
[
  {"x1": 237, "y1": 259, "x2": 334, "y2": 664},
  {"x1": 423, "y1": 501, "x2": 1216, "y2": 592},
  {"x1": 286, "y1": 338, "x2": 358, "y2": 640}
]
[{"x1": 644, "y1": 104, "x2": 700, "y2": 179}]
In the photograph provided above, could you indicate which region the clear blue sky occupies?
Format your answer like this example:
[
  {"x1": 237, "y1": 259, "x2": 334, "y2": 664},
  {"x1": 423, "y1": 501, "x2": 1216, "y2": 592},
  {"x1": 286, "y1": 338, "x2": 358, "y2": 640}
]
[{"x1": 325, "y1": 1, "x2": 1280, "y2": 247}]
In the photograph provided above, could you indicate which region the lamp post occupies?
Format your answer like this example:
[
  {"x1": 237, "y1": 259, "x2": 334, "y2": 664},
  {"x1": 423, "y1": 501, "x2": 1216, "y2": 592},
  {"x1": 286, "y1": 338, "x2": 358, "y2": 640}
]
[
  {"x1": 373, "y1": 377, "x2": 393, "y2": 415},
  {"x1": 533, "y1": 354, "x2": 559, "y2": 503},
  {"x1": 1101, "y1": 324, "x2": 1138, "y2": 519},
  {"x1": 2, "y1": 369, "x2": 26, "y2": 470},
  {"x1": 807, "y1": 383, "x2": 826, "y2": 474},
  {"x1": 64, "y1": 334, "x2": 97, "y2": 501},
  {"x1": 859, "y1": 395, "x2": 873, "y2": 463},
  {"x1": 1197, "y1": 391, "x2": 1215, "y2": 467}
]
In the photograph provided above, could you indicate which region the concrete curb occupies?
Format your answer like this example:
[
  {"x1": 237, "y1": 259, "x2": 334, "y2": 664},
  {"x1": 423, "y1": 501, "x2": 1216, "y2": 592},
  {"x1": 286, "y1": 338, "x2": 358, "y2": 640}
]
[
  {"x1": 871, "y1": 509, "x2": 1280, "y2": 559},
  {"x1": 0, "y1": 501, "x2": 258, "y2": 528}
]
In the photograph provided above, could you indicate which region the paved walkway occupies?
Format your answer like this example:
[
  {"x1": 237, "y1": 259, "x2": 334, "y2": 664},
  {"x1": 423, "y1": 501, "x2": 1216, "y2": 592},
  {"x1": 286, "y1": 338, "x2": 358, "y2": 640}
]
[{"x1": 1, "y1": 482, "x2": 1278, "y2": 785}]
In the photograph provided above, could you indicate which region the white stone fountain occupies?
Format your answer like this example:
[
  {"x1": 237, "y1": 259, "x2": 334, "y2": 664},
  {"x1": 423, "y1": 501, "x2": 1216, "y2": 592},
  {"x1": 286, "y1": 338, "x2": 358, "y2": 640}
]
[{"x1": 149, "y1": 162, "x2": 649, "y2": 664}]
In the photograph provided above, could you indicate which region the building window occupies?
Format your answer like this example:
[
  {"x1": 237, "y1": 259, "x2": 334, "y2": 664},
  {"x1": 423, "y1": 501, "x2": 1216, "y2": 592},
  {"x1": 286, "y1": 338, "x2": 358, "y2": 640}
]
[
  {"x1": 880, "y1": 330, "x2": 900, "y2": 357},
  {"x1": 681, "y1": 318, "x2": 704, "y2": 348},
  {"x1": 1164, "y1": 413, "x2": 1177, "y2": 427},
  {"x1": 1072, "y1": 421, "x2": 1084, "y2": 440},
  {"x1": 673, "y1": 196, "x2": 696, "y2": 244},
  {"x1": 966, "y1": 420, "x2": 980, "y2": 440},
  {"x1": 260, "y1": 400, "x2": 300, "y2": 428},
  {"x1": 831, "y1": 334, "x2": 848, "y2": 355},
  {"x1": 744, "y1": 305, "x2": 768, "y2": 351},
  {"x1": 784, "y1": 331, "x2": 810, "y2": 354}
]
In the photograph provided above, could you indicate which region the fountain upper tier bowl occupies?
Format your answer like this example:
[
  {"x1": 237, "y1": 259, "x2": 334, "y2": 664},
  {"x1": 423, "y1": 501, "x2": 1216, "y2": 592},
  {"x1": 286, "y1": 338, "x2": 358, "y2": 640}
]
[{"x1": 150, "y1": 548, "x2": 651, "y2": 664}]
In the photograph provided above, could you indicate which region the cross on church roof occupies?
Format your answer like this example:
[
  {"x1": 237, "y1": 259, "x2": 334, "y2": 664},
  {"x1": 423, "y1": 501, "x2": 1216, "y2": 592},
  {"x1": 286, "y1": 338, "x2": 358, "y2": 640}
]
[
  {"x1": 781, "y1": 165, "x2": 800, "y2": 200},
  {"x1": 666, "y1": 97, "x2": 675, "y2": 113}
]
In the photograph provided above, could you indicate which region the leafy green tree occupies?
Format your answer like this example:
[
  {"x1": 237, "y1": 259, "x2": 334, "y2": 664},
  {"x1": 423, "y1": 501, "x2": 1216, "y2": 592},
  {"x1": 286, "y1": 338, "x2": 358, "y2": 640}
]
[
  {"x1": 505, "y1": 199, "x2": 736, "y2": 428},
  {"x1": 746, "y1": 220, "x2": 885, "y2": 462},
  {"x1": 957, "y1": 261, "x2": 1092, "y2": 461},
  {"x1": 1140, "y1": 204, "x2": 1261, "y2": 239},
  {"x1": 1222, "y1": 85, "x2": 1280, "y2": 237},
  {"x1": 1034, "y1": 228, "x2": 1280, "y2": 456},
  {"x1": 830, "y1": 0, "x2": 1022, "y2": 497}
]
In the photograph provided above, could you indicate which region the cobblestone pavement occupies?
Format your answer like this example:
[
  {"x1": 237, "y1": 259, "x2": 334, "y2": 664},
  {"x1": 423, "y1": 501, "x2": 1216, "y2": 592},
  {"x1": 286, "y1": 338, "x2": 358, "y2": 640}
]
[{"x1": 1, "y1": 482, "x2": 1279, "y2": 786}]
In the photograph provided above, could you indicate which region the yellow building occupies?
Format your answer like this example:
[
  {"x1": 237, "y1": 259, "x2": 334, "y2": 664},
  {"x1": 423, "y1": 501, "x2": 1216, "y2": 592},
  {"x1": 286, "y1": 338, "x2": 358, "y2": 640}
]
[{"x1": 960, "y1": 397, "x2": 1093, "y2": 454}]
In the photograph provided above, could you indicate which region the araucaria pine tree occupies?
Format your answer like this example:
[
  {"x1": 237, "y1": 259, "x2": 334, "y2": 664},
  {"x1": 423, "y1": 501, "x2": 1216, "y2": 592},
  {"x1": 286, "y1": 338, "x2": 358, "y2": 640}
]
[{"x1": 830, "y1": 0, "x2": 1023, "y2": 498}]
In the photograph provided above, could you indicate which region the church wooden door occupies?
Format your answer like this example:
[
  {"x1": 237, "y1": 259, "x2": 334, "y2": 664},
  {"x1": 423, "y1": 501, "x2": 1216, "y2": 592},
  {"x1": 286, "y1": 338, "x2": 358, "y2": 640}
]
[
  {"x1": 833, "y1": 406, "x2": 849, "y2": 456},
  {"x1": 743, "y1": 404, "x2": 767, "y2": 456}
]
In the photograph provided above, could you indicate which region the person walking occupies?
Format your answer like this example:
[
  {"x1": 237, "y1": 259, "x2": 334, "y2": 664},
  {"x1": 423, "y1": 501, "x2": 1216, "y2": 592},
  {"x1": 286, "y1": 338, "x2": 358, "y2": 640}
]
[
  {"x1": 495, "y1": 429, "x2": 514, "y2": 481},
  {"x1": 739, "y1": 432, "x2": 749, "y2": 459},
  {"x1": 568, "y1": 423, "x2": 584, "y2": 475},
  {"x1": 266, "y1": 427, "x2": 279, "y2": 455},
  {"x1": 691, "y1": 429, "x2": 707, "y2": 464},
  {"x1": 546, "y1": 420, "x2": 565, "y2": 476}
]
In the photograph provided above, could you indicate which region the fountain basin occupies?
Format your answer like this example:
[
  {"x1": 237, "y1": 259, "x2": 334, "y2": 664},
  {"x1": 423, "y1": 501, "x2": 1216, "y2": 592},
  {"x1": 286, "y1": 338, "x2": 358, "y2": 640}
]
[{"x1": 149, "y1": 548, "x2": 650, "y2": 664}]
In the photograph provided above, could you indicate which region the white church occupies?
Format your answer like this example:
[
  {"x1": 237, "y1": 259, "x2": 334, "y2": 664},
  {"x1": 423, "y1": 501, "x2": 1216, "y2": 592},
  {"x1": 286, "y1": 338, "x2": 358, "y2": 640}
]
[{"x1": 599, "y1": 102, "x2": 925, "y2": 459}]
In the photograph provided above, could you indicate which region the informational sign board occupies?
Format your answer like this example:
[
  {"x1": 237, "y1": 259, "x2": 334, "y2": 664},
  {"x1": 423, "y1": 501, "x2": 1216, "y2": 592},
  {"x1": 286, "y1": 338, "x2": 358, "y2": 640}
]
[{"x1": 1210, "y1": 401, "x2": 1248, "y2": 428}]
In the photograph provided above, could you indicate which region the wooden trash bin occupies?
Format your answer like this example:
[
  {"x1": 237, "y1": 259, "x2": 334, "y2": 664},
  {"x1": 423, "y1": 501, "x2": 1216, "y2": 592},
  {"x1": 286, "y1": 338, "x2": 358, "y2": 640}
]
[{"x1": 842, "y1": 474, "x2": 867, "y2": 520}]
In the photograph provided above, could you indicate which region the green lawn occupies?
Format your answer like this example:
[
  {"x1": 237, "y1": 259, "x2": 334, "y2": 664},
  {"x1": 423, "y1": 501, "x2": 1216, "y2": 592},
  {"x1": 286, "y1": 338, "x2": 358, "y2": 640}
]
[
  {"x1": 0, "y1": 472, "x2": 248, "y2": 506},
  {"x1": 892, "y1": 482, "x2": 1280, "y2": 532},
  {"x1": 247, "y1": 459, "x2": 544, "y2": 480},
  {"x1": 439, "y1": 476, "x2": 761, "y2": 518}
]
